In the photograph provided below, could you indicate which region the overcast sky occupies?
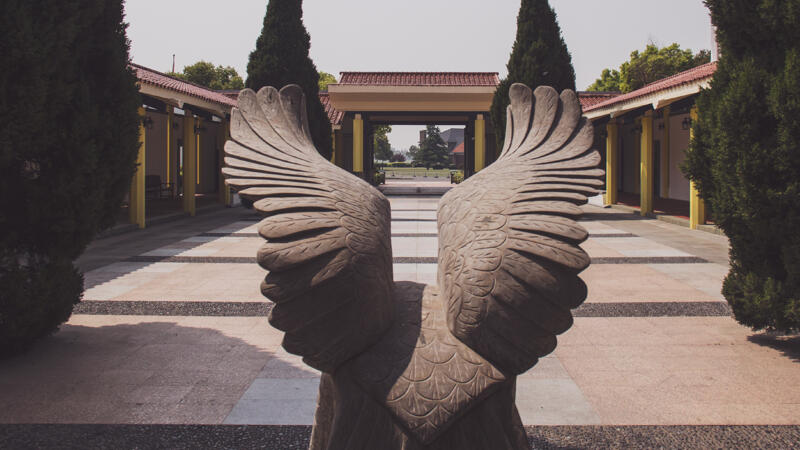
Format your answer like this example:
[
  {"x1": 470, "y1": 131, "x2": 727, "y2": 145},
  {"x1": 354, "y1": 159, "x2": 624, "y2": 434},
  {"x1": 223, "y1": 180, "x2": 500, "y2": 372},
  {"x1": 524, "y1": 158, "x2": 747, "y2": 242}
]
[{"x1": 126, "y1": 0, "x2": 714, "y2": 151}]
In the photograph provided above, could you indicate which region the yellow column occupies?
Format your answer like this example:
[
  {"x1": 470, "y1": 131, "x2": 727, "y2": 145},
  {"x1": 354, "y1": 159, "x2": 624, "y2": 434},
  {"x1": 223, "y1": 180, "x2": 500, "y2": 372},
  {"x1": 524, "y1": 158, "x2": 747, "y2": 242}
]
[
  {"x1": 183, "y1": 112, "x2": 196, "y2": 216},
  {"x1": 689, "y1": 106, "x2": 706, "y2": 229},
  {"x1": 660, "y1": 107, "x2": 671, "y2": 199},
  {"x1": 475, "y1": 114, "x2": 486, "y2": 172},
  {"x1": 217, "y1": 119, "x2": 228, "y2": 206},
  {"x1": 335, "y1": 130, "x2": 345, "y2": 168},
  {"x1": 330, "y1": 131, "x2": 336, "y2": 164},
  {"x1": 129, "y1": 108, "x2": 146, "y2": 228},
  {"x1": 166, "y1": 106, "x2": 173, "y2": 186},
  {"x1": 605, "y1": 121, "x2": 619, "y2": 206},
  {"x1": 196, "y1": 117, "x2": 202, "y2": 186},
  {"x1": 224, "y1": 119, "x2": 232, "y2": 206},
  {"x1": 640, "y1": 112, "x2": 654, "y2": 216},
  {"x1": 353, "y1": 114, "x2": 364, "y2": 173}
]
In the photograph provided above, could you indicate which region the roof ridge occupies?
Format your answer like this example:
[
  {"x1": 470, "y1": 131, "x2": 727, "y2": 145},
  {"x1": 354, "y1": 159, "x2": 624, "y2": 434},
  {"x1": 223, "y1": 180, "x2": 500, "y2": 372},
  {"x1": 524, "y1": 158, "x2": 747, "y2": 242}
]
[
  {"x1": 577, "y1": 91, "x2": 622, "y2": 95},
  {"x1": 636, "y1": 61, "x2": 717, "y2": 91},
  {"x1": 584, "y1": 61, "x2": 717, "y2": 113},
  {"x1": 131, "y1": 63, "x2": 222, "y2": 93},
  {"x1": 339, "y1": 71, "x2": 500, "y2": 74},
  {"x1": 132, "y1": 62, "x2": 238, "y2": 108}
]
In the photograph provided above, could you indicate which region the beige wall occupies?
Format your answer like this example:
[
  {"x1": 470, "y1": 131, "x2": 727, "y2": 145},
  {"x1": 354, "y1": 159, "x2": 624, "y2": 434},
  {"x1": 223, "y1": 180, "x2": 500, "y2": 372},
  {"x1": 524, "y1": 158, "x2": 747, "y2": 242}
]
[
  {"x1": 144, "y1": 111, "x2": 168, "y2": 182},
  {"x1": 668, "y1": 113, "x2": 691, "y2": 202},
  {"x1": 198, "y1": 122, "x2": 221, "y2": 194},
  {"x1": 620, "y1": 122, "x2": 640, "y2": 195},
  {"x1": 142, "y1": 110, "x2": 225, "y2": 196}
]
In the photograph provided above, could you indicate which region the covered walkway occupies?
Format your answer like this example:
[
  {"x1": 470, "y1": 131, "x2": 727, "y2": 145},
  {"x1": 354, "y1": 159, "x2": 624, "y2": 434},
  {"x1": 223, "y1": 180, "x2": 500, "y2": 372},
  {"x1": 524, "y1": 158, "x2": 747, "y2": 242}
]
[
  {"x1": 327, "y1": 72, "x2": 500, "y2": 182},
  {"x1": 127, "y1": 64, "x2": 238, "y2": 229},
  {"x1": 584, "y1": 62, "x2": 718, "y2": 230}
]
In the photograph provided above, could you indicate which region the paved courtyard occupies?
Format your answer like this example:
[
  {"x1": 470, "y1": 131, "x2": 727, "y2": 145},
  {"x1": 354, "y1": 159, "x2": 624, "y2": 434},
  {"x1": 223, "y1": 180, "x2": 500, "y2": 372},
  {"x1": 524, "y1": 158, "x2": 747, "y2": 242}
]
[{"x1": 1, "y1": 196, "x2": 799, "y2": 448}]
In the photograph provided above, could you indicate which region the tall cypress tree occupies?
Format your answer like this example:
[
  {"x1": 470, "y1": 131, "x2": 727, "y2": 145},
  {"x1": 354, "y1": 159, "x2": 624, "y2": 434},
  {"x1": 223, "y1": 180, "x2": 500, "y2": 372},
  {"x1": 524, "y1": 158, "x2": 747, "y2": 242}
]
[
  {"x1": 246, "y1": 0, "x2": 332, "y2": 159},
  {"x1": 0, "y1": 0, "x2": 141, "y2": 355},
  {"x1": 683, "y1": 1, "x2": 800, "y2": 331},
  {"x1": 490, "y1": 0, "x2": 576, "y2": 151}
]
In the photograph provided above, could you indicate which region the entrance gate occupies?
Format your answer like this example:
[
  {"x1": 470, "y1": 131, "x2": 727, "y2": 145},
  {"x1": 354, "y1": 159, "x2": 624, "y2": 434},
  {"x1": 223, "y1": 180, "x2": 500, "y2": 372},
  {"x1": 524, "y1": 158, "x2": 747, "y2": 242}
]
[{"x1": 327, "y1": 72, "x2": 500, "y2": 182}]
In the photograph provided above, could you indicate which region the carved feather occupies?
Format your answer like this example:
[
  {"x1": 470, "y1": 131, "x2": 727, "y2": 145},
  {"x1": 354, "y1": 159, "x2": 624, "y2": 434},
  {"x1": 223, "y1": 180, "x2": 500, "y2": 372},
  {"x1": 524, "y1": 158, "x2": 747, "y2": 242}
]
[
  {"x1": 438, "y1": 84, "x2": 604, "y2": 375},
  {"x1": 222, "y1": 85, "x2": 394, "y2": 372}
]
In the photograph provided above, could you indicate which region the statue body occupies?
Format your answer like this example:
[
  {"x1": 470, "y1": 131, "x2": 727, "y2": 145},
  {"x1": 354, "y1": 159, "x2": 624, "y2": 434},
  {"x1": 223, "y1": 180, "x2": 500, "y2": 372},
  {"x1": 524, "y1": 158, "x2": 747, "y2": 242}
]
[{"x1": 223, "y1": 83, "x2": 603, "y2": 449}]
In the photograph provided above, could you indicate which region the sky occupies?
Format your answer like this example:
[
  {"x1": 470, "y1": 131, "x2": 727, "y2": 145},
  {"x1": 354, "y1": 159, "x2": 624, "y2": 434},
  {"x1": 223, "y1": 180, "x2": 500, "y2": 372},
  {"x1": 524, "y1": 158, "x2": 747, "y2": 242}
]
[{"x1": 125, "y1": 0, "x2": 714, "y2": 151}]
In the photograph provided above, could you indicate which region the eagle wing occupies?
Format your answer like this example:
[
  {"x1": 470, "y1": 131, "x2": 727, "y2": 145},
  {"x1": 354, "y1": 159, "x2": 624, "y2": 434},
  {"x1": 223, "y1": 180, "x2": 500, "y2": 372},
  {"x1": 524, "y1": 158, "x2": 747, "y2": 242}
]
[
  {"x1": 223, "y1": 85, "x2": 394, "y2": 373},
  {"x1": 438, "y1": 84, "x2": 604, "y2": 375}
]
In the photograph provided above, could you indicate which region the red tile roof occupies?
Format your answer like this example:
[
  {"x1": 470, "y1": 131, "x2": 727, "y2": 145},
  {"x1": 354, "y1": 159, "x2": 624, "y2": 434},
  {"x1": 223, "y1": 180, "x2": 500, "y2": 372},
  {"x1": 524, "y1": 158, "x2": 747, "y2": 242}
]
[
  {"x1": 583, "y1": 62, "x2": 717, "y2": 113},
  {"x1": 338, "y1": 72, "x2": 500, "y2": 87},
  {"x1": 319, "y1": 92, "x2": 344, "y2": 126},
  {"x1": 217, "y1": 90, "x2": 241, "y2": 101},
  {"x1": 452, "y1": 142, "x2": 465, "y2": 154},
  {"x1": 578, "y1": 91, "x2": 621, "y2": 109},
  {"x1": 132, "y1": 63, "x2": 238, "y2": 108}
]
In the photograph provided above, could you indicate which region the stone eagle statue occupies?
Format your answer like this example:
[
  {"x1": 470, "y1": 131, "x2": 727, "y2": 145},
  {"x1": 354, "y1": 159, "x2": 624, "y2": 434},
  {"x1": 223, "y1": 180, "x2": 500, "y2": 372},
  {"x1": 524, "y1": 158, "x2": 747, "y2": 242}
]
[{"x1": 222, "y1": 83, "x2": 603, "y2": 450}]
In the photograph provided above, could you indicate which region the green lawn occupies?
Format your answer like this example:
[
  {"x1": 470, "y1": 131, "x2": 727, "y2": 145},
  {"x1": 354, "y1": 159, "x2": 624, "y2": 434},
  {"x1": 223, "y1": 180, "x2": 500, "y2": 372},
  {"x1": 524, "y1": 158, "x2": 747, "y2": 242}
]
[{"x1": 381, "y1": 167, "x2": 456, "y2": 178}]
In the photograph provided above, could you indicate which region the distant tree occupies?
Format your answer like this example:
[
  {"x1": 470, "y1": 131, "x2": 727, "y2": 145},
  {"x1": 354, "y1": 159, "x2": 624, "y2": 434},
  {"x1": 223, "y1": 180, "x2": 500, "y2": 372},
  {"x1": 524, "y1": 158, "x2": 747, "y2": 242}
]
[
  {"x1": 1, "y1": 0, "x2": 141, "y2": 355},
  {"x1": 168, "y1": 61, "x2": 244, "y2": 90},
  {"x1": 246, "y1": 0, "x2": 332, "y2": 159},
  {"x1": 586, "y1": 68, "x2": 622, "y2": 92},
  {"x1": 683, "y1": 1, "x2": 800, "y2": 332},
  {"x1": 407, "y1": 145, "x2": 420, "y2": 162},
  {"x1": 373, "y1": 125, "x2": 393, "y2": 161},
  {"x1": 588, "y1": 43, "x2": 711, "y2": 93},
  {"x1": 390, "y1": 153, "x2": 406, "y2": 163},
  {"x1": 319, "y1": 71, "x2": 337, "y2": 91},
  {"x1": 490, "y1": 0, "x2": 576, "y2": 151},
  {"x1": 414, "y1": 126, "x2": 450, "y2": 169}
]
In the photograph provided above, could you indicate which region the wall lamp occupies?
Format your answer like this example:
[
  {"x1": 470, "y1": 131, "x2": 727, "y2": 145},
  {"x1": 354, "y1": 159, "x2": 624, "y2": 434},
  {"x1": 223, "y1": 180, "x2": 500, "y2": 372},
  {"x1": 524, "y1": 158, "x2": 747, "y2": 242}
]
[
  {"x1": 142, "y1": 116, "x2": 154, "y2": 130},
  {"x1": 630, "y1": 124, "x2": 642, "y2": 134},
  {"x1": 682, "y1": 117, "x2": 692, "y2": 130}
]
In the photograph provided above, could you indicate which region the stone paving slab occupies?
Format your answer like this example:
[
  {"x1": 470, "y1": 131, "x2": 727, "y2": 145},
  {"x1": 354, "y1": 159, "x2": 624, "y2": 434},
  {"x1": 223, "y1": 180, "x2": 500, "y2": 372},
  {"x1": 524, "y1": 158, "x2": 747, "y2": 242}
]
[
  {"x1": 85, "y1": 263, "x2": 266, "y2": 302},
  {"x1": 557, "y1": 317, "x2": 800, "y2": 425},
  {"x1": 2, "y1": 424, "x2": 799, "y2": 449},
  {"x1": 3, "y1": 197, "x2": 799, "y2": 446},
  {"x1": 582, "y1": 265, "x2": 723, "y2": 303}
]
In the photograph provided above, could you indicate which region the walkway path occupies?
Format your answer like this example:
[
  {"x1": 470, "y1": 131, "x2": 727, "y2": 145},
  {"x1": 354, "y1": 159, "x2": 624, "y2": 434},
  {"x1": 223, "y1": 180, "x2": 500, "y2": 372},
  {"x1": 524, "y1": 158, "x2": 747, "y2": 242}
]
[{"x1": 1, "y1": 197, "x2": 798, "y2": 448}]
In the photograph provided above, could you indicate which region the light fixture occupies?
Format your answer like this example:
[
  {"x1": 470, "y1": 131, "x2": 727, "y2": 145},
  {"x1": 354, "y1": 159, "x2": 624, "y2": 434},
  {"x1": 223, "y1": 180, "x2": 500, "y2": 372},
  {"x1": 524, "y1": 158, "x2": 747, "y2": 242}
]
[
  {"x1": 631, "y1": 124, "x2": 642, "y2": 134},
  {"x1": 682, "y1": 117, "x2": 692, "y2": 130},
  {"x1": 142, "y1": 116, "x2": 154, "y2": 130},
  {"x1": 657, "y1": 121, "x2": 665, "y2": 130}
]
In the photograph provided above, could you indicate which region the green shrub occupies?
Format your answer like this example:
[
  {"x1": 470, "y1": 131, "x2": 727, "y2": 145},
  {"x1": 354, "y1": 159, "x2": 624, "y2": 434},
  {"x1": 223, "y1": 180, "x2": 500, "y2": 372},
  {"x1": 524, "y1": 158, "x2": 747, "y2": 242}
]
[
  {"x1": 450, "y1": 171, "x2": 464, "y2": 184},
  {"x1": 0, "y1": 258, "x2": 83, "y2": 357},
  {"x1": 0, "y1": 0, "x2": 141, "y2": 355},
  {"x1": 246, "y1": 0, "x2": 332, "y2": 159},
  {"x1": 683, "y1": 0, "x2": 800, "y2": 332},
  {"x1": 490, "y1": 0, "x2": 576, "y2": 151}
]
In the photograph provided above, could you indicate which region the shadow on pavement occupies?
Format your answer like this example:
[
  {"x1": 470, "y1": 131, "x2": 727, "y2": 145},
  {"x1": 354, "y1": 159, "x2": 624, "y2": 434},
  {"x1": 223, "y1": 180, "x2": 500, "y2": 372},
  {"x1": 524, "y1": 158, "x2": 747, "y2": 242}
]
[
  {"x1": 0, "y1": 321, "x2": 312, "y2": 424},
  {"x1": 748, "y1": 333, "x2": 800, "y2": 363}
]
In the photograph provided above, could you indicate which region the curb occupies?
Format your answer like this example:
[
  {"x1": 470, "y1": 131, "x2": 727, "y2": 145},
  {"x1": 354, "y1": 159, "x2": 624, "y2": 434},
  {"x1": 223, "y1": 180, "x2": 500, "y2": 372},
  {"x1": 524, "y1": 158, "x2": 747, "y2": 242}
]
[
  {"x1": 96, "y1": 204, "x2": 232, "y2": 239},
  {"x1": 607, "y1": 204, "x2": 725, "y2": 236}
]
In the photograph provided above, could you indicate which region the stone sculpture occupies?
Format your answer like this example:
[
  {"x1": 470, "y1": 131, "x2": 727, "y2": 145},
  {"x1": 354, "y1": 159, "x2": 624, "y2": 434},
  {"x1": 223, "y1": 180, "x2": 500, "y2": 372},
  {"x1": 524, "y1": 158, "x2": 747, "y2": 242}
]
[{"x1": 223, "y1": 83, "x2": 603, "y2": 449}]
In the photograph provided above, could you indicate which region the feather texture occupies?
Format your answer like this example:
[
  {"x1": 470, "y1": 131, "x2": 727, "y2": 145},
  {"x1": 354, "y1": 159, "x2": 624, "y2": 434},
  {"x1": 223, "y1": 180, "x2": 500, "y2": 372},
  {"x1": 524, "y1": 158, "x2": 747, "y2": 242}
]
[
  {"x1": 222, "y1": 85, "x2": 394, "y2": 372},
  {"x1": 438, "y1": 85, "x2": 604, "y2": 375}
]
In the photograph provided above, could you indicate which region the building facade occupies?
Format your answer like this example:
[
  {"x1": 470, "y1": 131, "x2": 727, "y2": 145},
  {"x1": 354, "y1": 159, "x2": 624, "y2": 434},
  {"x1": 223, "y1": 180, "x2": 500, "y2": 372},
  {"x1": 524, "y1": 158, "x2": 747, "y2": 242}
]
[{"x1": 583, "y1": 62, "x2": 717, "y2": 229}]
